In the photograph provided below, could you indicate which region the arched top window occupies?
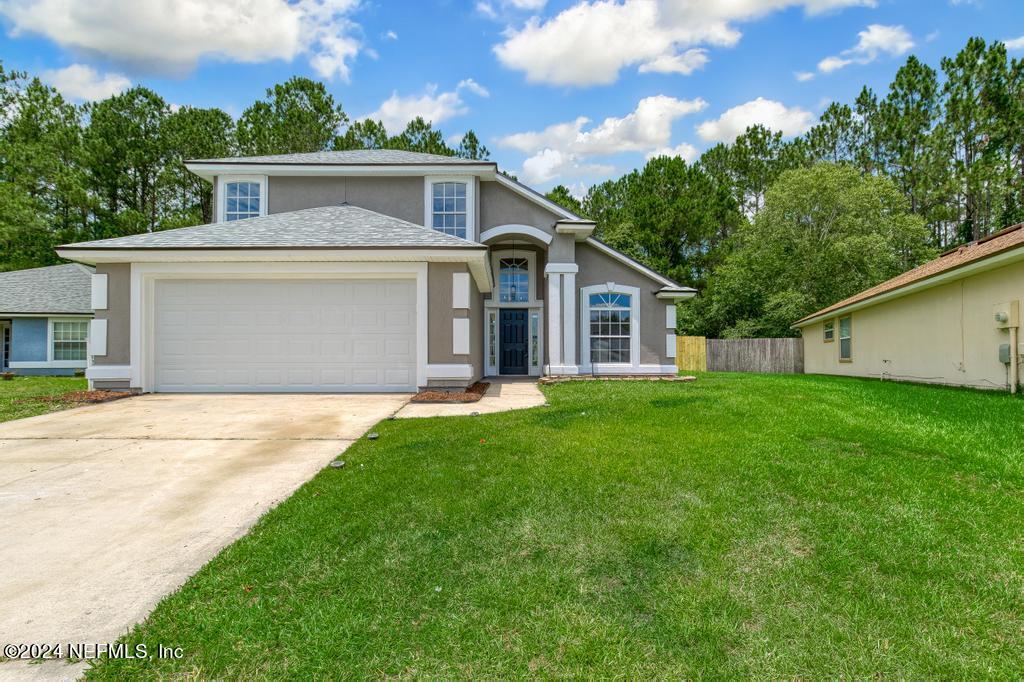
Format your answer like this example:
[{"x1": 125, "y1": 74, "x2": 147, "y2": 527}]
[
  {"x1": 499, "y1": 257, "x2": 529, "y2": 303},
  {"x1": 581, "y1": 283, "x2": 640, "y2": 370}
]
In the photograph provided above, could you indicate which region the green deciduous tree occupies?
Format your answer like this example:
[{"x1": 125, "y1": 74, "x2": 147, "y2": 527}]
[{"x1": 682, "y1": 164, "x2": 933, "y2": 338}]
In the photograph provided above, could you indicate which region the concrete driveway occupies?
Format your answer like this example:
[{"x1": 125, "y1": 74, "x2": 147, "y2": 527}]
[{"x1": 0, "y1": 393, "x2": 408, "y2": 679}]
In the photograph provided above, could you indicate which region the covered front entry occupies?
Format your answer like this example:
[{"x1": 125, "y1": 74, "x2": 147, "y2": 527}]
[{"x1": 153, "y1": 278, "x2": 417, "y2": 392}]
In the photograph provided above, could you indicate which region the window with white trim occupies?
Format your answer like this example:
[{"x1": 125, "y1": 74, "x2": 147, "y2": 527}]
[
  {"x1": 224, "y1": 181, "x2": 262, "y2": 221},
  {"x1": 498, "y1": 257, "x2": 529, "y2": 303},
  {"x1": 839, "y1": 316, "x2": 852, "y2": 361},
  {"x1": 588, "y1": 292, "x2": 632, "y2": 364},
  {"x1": 52, "y1": 320, "x2": 88, "y2": 361},
  {"x1": 431, "y1": 181, "x2": 467, "y2": 238},
  {"x1": 823, "y1": 320, "x2": 835, "y2": 343}
]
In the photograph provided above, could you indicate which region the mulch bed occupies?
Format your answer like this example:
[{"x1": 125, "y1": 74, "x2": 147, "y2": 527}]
[
  {"x1": 411, "y1": 381, "x2": 490, "y2": 403},
  {"x1": 16, "y1": 390, "x2": 133, "y2": 406},
  {"x1": 539, "y1": 375, "x2": 697, "y2": 384}
]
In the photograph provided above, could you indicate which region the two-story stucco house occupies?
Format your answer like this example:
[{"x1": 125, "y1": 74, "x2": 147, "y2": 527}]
[{"x1": 55, "y1": 150, "x2": 694, "y2": 393}]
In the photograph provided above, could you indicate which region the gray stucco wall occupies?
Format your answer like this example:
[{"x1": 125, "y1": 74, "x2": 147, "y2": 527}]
[
  {"x1": 575, "y1": 242, "x2": 672, "y2": 367},
  {"x1": 479, "y1": 181, "x2": 561, "y2": 236},
  {"x1": 268, "y1": 176, "x2": 425, "y2": 225},
  {"x1": 93, "y1": 263, "x2": 131, "y2": 367},
  {"x1": 426, "y1": 262, "x2": 481, "y2": 386}
]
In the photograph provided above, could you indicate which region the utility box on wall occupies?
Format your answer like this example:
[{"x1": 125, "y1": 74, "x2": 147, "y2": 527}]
[{"x1": 993, "y1": 300, "x2": 1020, "y2": 329}]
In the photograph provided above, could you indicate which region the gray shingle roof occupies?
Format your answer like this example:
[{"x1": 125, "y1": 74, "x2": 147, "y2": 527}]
[
  {"x1": 0, "y1": 264, "x2": 94, "y2": 315},
  {"x1": 187, "y1": 149, "x2": 492, "y2": 165},
  {"x1": 60, "y1": 204, "x2": 485, "y2": 250}
]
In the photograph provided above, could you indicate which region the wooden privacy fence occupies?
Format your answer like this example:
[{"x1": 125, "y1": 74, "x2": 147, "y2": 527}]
[{"x1": 676, "y1": 336, "x2": 803, "y2": 374}]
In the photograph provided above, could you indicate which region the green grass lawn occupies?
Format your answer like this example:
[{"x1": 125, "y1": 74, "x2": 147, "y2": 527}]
[
  {"x1": 88, "y1": 374, "x2": 1024, "y2": 678},
  {"x1": 0, "y1": 375, "x2": 88, "y2": 423}
]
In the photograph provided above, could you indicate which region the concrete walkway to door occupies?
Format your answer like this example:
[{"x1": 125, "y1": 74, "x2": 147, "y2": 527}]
[
  {"x1": 0, "y1": 393, "x2": 409, "y2": 681},
  {"x1": 395, "y1": 378, "x2": 545, "y2": 419}
]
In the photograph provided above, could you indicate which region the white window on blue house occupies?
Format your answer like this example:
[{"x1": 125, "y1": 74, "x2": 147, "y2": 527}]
[{"x1": 52, "y1": 320, "x2": 88, "y2": 361}]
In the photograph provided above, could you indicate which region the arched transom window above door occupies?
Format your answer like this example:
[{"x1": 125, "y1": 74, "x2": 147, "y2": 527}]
[
  {"x1": 499, "y1": 257, "x2": 529, "y2": 303},
  {"x1": 489, "y1": 249, "x2": 537, "y2": 305}
]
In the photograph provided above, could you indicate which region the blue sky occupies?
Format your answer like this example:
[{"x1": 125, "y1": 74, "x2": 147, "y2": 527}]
[{"x1": 1, "y1": 0, "x2": 1021, "y2": 194}]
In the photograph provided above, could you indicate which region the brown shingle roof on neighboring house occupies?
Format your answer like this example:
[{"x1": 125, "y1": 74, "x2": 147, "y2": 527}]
[{"x1": 794, "y1": 223, "x2": 1024, "y2": 326}]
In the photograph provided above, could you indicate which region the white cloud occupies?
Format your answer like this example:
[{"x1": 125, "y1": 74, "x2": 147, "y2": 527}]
[
  {"x1": 0, "y1": 0, "x2": 365, "y2": 81},
  {"x1": 646, "y1": 142, "x2": 699, "y2": 161},
  {"x1": 385, "y1": 30, "x2": 398, "y2": 40},
  {"x1": 1004, "y1": 36, "x2": 1024, "y2": 51},
  {"x1": 817, "y1": 24, "x2": 914, "y2": 73},
  {"x1": 499, "y1": 95, "x2": 706, "y2": 183},
  {"x1": 365, "y1": 80, "x2": 490, "y2": 134},
  {"x1": 457, "y1": 78, "x2": 490, "y2": 98},
  {"x1": 41, "y1": 64, "x2": 130, "y2": 102},
  {"x1": 795, "y1": 71, "x2": 815, "y2": 82},
  {"x1": 638, "y1": 48, "x2": 709, "y2": 75},
  {"x1": 477, "y1": 0, "x2": 546, "y2": 20},
  {"x1": 476, "y1": 2, "x2": 499, "y2": 19},
  {"x1": 696, "y1": 97, "x2": 814, "y2": 143},
  {"x1": 493, "y1": 0, "x2": 875, "y2": 86}
]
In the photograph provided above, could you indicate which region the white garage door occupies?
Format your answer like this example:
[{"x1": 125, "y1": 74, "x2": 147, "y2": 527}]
[{"x1": 154, "y1": 279, "x2": 417, "y2": 392}]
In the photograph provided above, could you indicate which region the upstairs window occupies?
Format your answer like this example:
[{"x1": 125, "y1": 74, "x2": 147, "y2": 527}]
[
  {"x1": 431, "y1": 181, "x2": 467, "y2": 238},
  {"x1": 498, "y1": 257, "x2": 529, "y2": 302},
  {"x1": 225, "y1": 181, "x2": 262, "y2": 221}
]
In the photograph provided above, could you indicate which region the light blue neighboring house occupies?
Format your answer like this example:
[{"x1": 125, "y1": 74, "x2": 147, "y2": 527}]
[{"x1": 0, "y1": 264, "x2": 94, "y2": 376}]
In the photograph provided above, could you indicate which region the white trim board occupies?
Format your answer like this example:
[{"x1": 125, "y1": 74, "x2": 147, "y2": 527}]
[
  {"x1": 479, "y1": 224, "x2": 553, "y2": 245},
  {"x1": 426, "y1": 363, "x2": 474, "y2": 380},
  {"x1": 86, "y1": 365, "x2": 131, "y2": 381}
]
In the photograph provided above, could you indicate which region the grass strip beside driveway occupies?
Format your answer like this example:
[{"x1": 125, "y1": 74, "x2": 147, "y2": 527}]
[{"x1": 0, "y1": 376, "x2": 89, "y2": 423}]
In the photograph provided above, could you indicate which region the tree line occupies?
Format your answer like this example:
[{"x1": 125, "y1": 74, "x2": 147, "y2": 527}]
[
  {"x1": 0, "y1": 71, "x2": 489, "y2": 272},
  {"x1": 546, "y1": 37, "x2": 1023, "y2": 338}
]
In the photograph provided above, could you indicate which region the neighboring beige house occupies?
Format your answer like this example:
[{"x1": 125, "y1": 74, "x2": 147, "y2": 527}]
[
  {"x1": 794, "y1": 224, "x2": 1024, "y2": 392},
  {"x1": 55, "y1": 150, "x2": 695, "y2": 393}
]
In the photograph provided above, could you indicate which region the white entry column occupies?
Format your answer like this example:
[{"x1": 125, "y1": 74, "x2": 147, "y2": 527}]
[{"x1": 545, "y1": 263, "x2": 579, "y2": 375}]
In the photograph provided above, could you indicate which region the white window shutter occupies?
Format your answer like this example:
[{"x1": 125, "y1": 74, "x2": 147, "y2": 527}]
[
  {"x1": 91, "y1": 274, "x2": 108, "y2": 310},
  {"x1": 89, "y1": 319, "x2": 108, "y2": 357},
  {"x1": 452, "y1": 272, "x2": 470, "y2": 309},
  {"x1": 452, "y1": 318, "x2": 470, "y2": 355}
]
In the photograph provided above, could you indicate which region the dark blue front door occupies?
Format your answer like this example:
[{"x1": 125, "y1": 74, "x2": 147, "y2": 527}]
[{"x1": 499, "y1": 309, "x2": 528, "y2": 375}]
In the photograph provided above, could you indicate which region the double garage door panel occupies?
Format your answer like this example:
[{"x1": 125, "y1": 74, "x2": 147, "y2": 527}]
[{"x1": 154, "y1": 279, "x2": 416, "y2": 392}]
